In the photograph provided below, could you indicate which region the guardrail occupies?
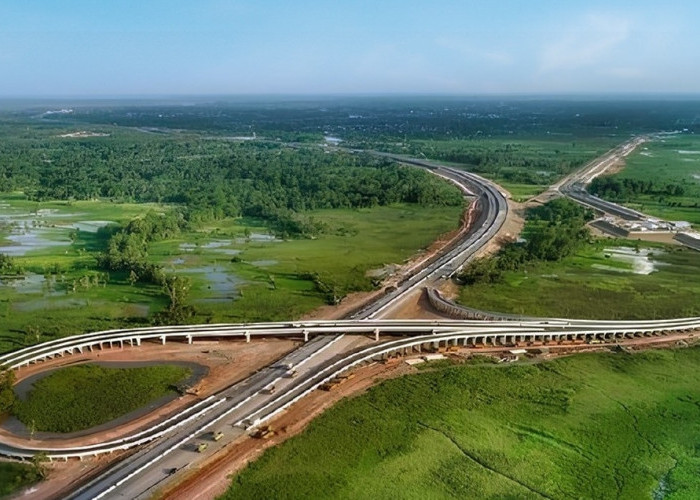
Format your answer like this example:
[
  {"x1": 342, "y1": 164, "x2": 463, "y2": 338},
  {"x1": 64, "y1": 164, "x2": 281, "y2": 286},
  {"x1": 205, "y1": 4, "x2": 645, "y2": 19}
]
[
  {"x1": 239, "y1": 322, "x2": 700, "y2": 428},
  {"x1": 2, "y1": 318, "x2": 698, "y2": 461}
]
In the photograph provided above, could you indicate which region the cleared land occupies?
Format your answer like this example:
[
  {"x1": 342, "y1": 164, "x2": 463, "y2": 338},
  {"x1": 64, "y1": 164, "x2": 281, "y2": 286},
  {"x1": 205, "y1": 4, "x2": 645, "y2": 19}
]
[
  {"x1": 458, "y1": 240, "x2": 700, "y2": 319},
  {"x1": 223, "y1": 347, "x2": 700, "y2": 500},
  {"x1": 12, "y1": 364, "x2": 192, "y2": 433}
]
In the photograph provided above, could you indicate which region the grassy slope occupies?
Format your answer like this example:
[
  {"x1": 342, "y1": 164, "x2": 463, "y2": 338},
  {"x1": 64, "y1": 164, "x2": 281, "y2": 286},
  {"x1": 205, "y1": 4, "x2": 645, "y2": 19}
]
[
  {"x1": 223, "y1": 348, "x2": 700, "y2": 500},
  {"x1": 600, "y1": 135, "x2": 700, "y2": 225},
  {"x1": 13, "y1": 364, "x2": 191, "y2": 433},
  {"x1": 458, "y1": 241, "x2": 700, "y2": 319},
  {"x1": 0, "y1": 461, "x2": 41, "y2": 498}
]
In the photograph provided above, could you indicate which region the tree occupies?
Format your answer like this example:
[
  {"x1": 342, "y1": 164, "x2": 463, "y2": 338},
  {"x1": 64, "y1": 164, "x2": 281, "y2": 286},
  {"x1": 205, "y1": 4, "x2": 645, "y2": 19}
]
[
  {"x1": 0, "y1": 367, "x2": 16, "y2": 413},
  {"x1": 154, "y1": 275, "x2": 195, "y2": 325},
  {"x1": 128, "y1": 270, "x2": 139, "y2": 286},
  {"x1": 31, "y1": 452, "x2": 49, "y2": 479}
]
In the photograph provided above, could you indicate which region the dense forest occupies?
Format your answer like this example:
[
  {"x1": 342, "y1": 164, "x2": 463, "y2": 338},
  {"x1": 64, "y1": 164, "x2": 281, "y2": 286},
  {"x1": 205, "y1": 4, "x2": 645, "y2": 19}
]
[
  {"x1": 0, "y1": 135, "x2": 462, "y2": 233},
  {"x1": 458, "y1": 198, "x2": 593, "y2": 285},
  {"x1": 589, "y1": 176, "x2": 688, "y2": 201}
]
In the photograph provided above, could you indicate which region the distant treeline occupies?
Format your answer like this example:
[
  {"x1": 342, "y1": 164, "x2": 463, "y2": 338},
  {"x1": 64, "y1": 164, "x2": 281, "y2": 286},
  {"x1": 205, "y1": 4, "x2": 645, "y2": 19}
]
[
  {"x1": 0, "y1": 138, "x2": 462, "y2": 236},
  {"x1": 458, "y1": 198, "x2": 593, "y2": 285},
  {"x1": 38, "y1": 98, "x2": 700, "y2": 140}
]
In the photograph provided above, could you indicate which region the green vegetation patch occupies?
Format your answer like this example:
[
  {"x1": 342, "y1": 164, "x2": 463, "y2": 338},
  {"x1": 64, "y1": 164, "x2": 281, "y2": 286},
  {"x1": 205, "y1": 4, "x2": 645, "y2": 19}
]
[
  {"x1": 0, "y1": 461, "x2": 43, "y2": 497},
  {"x1": 590, "y1": 134, "x2": 700, "y2": 225},
  {"x1": 0, "y1": 199, "x2": 460, "y2": 353},
  {"x1": 458, "y1": 241, "x2": 700, "y2": 319},
  {"x1": 223, "y1": 348, "x2": 700, "y2": 500},
  {"x1": 13, "y1": 363, "x2": 191, "y2": 433},
  {"x1": 457, "y1": 197, "x2": 700, "y2": 319}
]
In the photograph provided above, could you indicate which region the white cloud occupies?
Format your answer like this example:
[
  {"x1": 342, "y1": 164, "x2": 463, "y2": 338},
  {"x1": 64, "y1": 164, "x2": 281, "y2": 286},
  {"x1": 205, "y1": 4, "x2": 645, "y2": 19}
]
[{"x1": 540, "y1": 13, "x2": 631, "y2": 72}]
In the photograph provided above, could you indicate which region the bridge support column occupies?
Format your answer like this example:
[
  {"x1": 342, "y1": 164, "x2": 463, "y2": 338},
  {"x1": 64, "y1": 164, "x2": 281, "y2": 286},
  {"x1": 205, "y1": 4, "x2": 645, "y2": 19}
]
[
  {"x1": 186, "y1": 335, "x2": 193, "y2": 345},
  {"x1": 119, "y1": 340, "x2": 123, "y2": 349},
  {"x1": 374, "y1": 328, "x2": 380, "y2": 342},
  {"x1": 135, "y1": 338, "x2": 141, "y2": 346},
  {"x1": 245, "y1": 331, "x2": 251, "y2": 343},
  {"x1": 303, "y1": 330, "x2": 309, "y2": 342},
  {"x1": 160, "y1": 336, "x2": 166, "y2": 345}
]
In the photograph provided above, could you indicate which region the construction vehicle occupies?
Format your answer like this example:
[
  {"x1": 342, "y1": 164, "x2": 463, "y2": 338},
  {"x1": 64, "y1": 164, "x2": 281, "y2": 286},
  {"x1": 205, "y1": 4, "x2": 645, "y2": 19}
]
[
  {"x1": 196, "y1": 442, "x2": 208, "y2": 453},
  {"x1": 212, "y1": 431, "x2": 224, "y2": 441},
  {"x1": 251, "y1": 425, "x2": 276, "y2": 439},
  {"x1": 320, "y1": 380, "x2": 339, "y2": 391}
]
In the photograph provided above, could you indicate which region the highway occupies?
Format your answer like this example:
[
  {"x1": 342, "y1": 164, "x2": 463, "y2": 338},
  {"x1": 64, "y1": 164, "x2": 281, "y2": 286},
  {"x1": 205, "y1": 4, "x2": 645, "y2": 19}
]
[
  {"x1": 351, "y1": 153, "x2": 509, "y2": 319},
  {"x1": 556, "y1": 136, "x2": 647, "y2": 220},
  {"x1": 2, "y1": 140, "x2": 697, "y2": 499}
]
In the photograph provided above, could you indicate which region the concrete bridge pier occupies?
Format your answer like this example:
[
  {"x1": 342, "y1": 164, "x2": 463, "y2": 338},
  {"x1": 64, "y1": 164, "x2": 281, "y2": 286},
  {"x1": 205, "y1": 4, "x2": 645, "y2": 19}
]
[
  {"x1": 186, "y1": 335, "x2": 193, "y2": 345},
  {"x1": 245, "y1": 331, "x2": 251, "y2": 343},
  {"x1": 160, "y1": 336, "x2": 166, "y2": 345},
  {"x1": 303, "y1": 330, "x2": 309, "y2": 342},
  {"x1": 374, "y1": 328, "x2": 380, "y2": 342}
]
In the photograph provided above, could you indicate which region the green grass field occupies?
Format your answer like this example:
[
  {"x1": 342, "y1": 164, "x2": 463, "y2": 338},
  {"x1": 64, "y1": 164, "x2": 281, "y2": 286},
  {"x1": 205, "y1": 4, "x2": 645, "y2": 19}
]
[
  {"x1": 13, "y1": 364, "x2": 191, "y2": 433},
  {"x1": 150, "y1": 205, "x2": 462, "y2": 323},
  {"x1": 598, "y1": 134, "x2": 700, "y2": 225},
  {"x1": 0, "y1": 461, "x2": 42, "y2": 497},
  {"x1": 223, "y1": 347, "x2": 700, "y2": 500},
  {"x1": 458, "y1": 240, "x2": 700, "y2": 319}
]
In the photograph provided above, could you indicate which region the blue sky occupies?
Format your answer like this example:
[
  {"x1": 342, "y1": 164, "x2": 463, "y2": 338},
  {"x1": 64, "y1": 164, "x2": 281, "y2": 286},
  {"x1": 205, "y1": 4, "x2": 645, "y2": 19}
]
[{"x1": 0, "y1": 0, "x2": 698, "y2": 96}]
